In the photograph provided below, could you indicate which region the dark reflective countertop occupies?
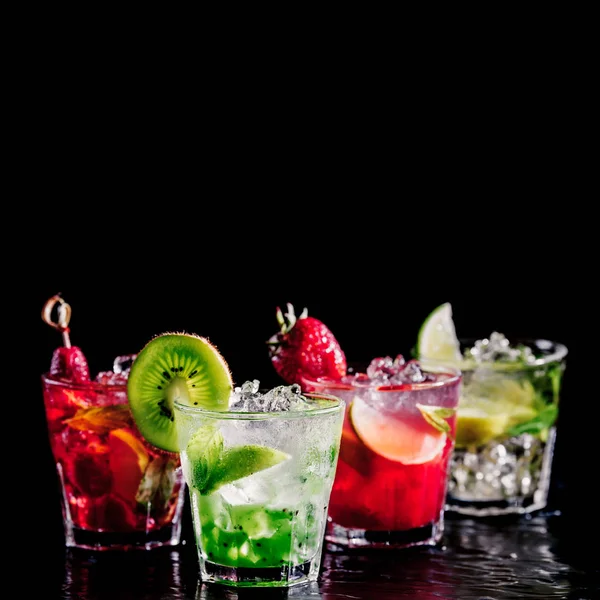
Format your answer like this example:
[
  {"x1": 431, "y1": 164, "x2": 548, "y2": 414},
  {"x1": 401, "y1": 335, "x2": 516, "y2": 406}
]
[{"x1": 36, "y1": 509, "x2": 598, "y2": 600}]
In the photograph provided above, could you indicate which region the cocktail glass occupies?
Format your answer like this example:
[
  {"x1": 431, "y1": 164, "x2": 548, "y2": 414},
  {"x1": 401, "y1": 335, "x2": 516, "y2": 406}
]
[
  {"x1": 173, "y1": 381, "x2": 344, "y2": 588},
  {"x1": 421, "y1": 335, "x2": 568, "y2": 516},
  {"x1": 41, "y1": 296, "x2": 186, "y2": 550},
  {"x1": 302, "y1": 359, "x2": 462, "y2": 549},
  {"x1": 42, "y1": 374, "x2": 186, "y2": 550}
]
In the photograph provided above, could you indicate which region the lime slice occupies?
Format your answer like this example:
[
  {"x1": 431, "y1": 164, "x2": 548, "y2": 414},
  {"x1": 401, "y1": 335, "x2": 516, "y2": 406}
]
[
  {"x1": 417, "y1": 302, "x2": 462, "y2": 363},
  {"x1": 349, "y1": 396, "x2": 446, "y2": 464},
  {"x1": 127, "y1": 332, "x2": 233, "y2": 452},
  {"x1": 467, "y1": 377, "x2": 536, "y2": 407},
  {"x1": 456, "y1": 377, "x2": 539, "y2": 446},
  {"x1": 455, "y1": 406, "x2": 510, "y2": 448}
]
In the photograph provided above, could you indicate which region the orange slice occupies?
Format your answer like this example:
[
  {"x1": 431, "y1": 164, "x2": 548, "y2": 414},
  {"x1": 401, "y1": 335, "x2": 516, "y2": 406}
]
[
  {"x1": 108, "y1": 428, "x2": 150, "y2": 502},
  {"x1": 349, "y1": 396, "x2": 446, "y2": 464}
]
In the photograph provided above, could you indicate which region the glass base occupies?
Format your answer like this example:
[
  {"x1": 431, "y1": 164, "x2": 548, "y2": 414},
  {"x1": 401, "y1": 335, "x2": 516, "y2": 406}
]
[
  {"x1": 446, "y1": 429, "x2": 556, "y2": 517},
  {"x1": 57, "y1": 461, "x2": 186, "y2": 551},
  {"x1": 445, "y1": 496, "x2": 549, "y2": 517},
  {"x1": 199, "y1": 558, "x2": 319, "y2": 588},
  {"x1": 64, "y1": 521, "x2": 183, "y2": 551},
  {"x1": 325, "y1": 517, "x2": 444, "y2": 550}
]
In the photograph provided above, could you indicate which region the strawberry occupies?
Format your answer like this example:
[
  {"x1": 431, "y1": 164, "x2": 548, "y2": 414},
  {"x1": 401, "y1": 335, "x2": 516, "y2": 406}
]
[
  {"x1": 267, "y1": 303, "x2": 347, "y2": 385},
  {"x1": 43, "y1": 294, "x2": 91, "y2": 384}
]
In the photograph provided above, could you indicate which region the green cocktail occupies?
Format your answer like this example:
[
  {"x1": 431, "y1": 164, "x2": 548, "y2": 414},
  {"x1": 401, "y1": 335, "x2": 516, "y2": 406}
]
[
  {"x1": 175, "y1": 380, "x2": 344, "y2": 586},
  {"x1": 195, "y1": 499, "x2": 318, "y2": 568}
]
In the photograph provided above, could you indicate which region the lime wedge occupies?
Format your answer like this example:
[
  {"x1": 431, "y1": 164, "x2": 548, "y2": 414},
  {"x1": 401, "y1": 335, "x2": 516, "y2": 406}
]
[
  {"x1": 203, "y1": 445, "x2": 290, "y2": 495},
  {"x1": 186, "y1": 429, "x2": 291, "y2": 495},
  {"x1": 417, "y1": 302, "x2": 462, "y2": 363}
]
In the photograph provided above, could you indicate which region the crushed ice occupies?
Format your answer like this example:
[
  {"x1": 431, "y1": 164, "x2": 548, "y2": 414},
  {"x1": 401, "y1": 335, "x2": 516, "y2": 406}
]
[
  {"x1": 360, "y1": 354, "x2": 433, "y2": 384},
  {"x1": 229, "y1": 380, "x2": 310, "y2": 412},
  {"x1": 95, "y1": 354, "x2": 138, "y2": 385},
  {"x1": 464, "y1": 332, "x2": 535, "y2": 364}
]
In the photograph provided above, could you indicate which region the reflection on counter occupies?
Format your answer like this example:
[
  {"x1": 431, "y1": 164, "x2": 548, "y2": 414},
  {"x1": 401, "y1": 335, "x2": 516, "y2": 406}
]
[{"x1": 43, "y1": 514, "x2": 597, "y2": 600}]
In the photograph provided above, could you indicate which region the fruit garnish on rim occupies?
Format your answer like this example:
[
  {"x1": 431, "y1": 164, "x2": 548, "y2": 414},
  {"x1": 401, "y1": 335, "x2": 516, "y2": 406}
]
[
  {"x1": 42, "y1": 294, "x2": 91, "y2": 383},
  {"x1": 266, "y1": 303, "x2": 347, "y2": 385},
  {"x1": 416, "y1": 302, "x2": 462, "y2": 364},
  {"x1": 127, "y1": 332, "x2": 234, "y2": 453},
  {"x1": 416, "y1": 303, "x2": 551, "y2": 447},
  {"x1": 264, "y1": 305, "x2": 462, "y2": 545}
]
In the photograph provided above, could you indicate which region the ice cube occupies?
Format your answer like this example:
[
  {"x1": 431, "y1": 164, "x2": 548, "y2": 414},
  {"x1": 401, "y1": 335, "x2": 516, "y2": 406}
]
[
  {"x1": 366, "y1": 356, "x2": 394, "y2": 379},
  {"x1": 219, "y1": 482, "x2": 251, "y2": 505},
  {"x1": 229, "y1": 381, "x2": 308, "y2": 412},
  {"x1": 392, "y1": 354, "x2": 406, "y2": 370},
  {"x1": 394, "y1": 359, "x2": 427, "y2": 383},
  {"x1": 113, "y1": 354, "x2": 138, "y2": 374},
  {"x1": 366, "y1": 355, "x2": 410, "y2": 381},
  {"x1": 223, "y1": 477, "x2": 276, "y2": 505},
  {"x1": 465, "y1": 333, "x2": 535, "y2": 364},
  {"x1": 95, "y1": 371, "x2": 128, "y2": 386}
]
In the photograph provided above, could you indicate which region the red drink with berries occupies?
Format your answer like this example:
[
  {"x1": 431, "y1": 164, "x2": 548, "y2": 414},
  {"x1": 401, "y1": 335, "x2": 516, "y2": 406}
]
[
  {"x1": 267, "y1": 304, "x2": 461, "y2": 548},
  {"x1": 41, "y1": 295, "x2": 186, "y2": 550}
]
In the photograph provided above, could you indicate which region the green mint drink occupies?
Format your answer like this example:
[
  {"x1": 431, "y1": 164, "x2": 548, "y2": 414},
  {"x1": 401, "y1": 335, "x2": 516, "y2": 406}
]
[
  {"x1": 194, "y1": 495, "x2": 321, "y2": 568},
  {"x1": 176, "y1": 380, "x2": 344, "y2": 587},
  {"x1": 126, "y1": 332, "x2": 344, "y2": 587}
]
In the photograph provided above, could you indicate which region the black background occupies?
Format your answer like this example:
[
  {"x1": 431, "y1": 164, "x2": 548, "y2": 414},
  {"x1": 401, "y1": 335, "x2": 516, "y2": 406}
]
[{"x1": 6, "y1": 22, "x2": 596, "y2": 595}]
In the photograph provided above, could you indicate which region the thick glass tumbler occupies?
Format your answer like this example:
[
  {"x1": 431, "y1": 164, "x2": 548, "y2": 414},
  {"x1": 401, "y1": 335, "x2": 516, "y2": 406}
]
[
  {"x1": 174, "y1": 389, "x2": 344, "y2": 588},
  {"x1": 303, "y1": 362, "x2": 462, "y2": 549},
  {"x1": 42, "y1": 374, "x2": 186, "y2": 550}
]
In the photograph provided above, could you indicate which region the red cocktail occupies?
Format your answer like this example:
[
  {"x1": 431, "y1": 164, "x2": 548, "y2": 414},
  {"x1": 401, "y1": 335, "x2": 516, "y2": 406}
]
[
  {"x1": 41, "y1": 295, "x2": 185, "y2": 550},
  {"x1": 303, "y1": 360, "x2": 461, "y2": 548}
]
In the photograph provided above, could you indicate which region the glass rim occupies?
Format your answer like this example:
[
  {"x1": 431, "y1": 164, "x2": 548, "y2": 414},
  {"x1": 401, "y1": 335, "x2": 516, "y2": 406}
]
[
  {"x1": 300, "y1": 362, "x2": 462, "y2": 392},
  {"x1": 419, "y1": 337, "x2": 568, "y2": 369},
  {"x1": 41, "y1": 373, "x2": 127, "y2": 391},
  {"x1": 173, "y1": 391, "x2": 345, "y2": 420}
]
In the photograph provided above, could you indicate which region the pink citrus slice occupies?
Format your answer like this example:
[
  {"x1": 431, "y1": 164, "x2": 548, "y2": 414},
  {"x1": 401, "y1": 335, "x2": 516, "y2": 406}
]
[{"x1": 349, "y1": 396, "x2": 446, "y2": 464}]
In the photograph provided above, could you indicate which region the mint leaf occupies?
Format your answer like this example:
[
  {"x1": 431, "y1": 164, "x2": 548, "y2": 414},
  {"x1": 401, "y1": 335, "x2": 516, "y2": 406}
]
[
  {"x1": 507, "y1": 404, "x2": 558, "y2": 437},
  {"x1": 202, "y1": 445, "x2": 290, "y2": 495},
  {"x1": 136, "y1": 455, "x2": 179, "y2": 508},
  {"x1": 65, "y1": 405, "x2": 132, "y2": 433},
  {"x1": 185, "y1": 425, "x2": 224, "y2": 492},
  {"x1": 416, "y1": 404, "x2": 456, "y2": 440}
]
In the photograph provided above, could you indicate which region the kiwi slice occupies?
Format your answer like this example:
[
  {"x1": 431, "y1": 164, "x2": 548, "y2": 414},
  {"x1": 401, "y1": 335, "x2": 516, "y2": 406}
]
[{"x1": 127, "y1": 332, "x2": 233, "y2": 452}]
